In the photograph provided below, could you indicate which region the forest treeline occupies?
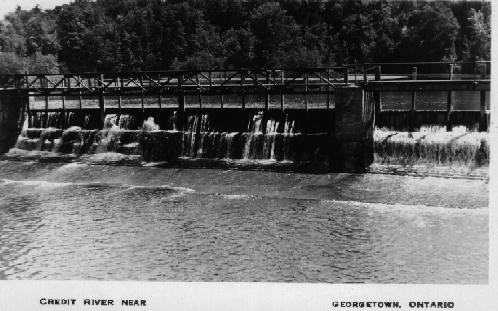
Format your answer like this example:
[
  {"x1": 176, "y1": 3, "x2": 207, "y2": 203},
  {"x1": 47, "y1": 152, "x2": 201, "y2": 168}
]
[{"x1": 0, "y1": 0, "x2": 491, "y2": 74}]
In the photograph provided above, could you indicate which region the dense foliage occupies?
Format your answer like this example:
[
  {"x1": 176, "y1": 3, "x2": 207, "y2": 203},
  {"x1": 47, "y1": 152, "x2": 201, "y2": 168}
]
[{"x1": 0, "y1": 0, "x2": 491, "y2": 73}]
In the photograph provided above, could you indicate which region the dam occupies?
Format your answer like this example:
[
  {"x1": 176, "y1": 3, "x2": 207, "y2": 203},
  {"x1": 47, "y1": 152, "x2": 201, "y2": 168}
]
[{"x1": 0, "y1": 63, "x2": 490, "y2": 172}]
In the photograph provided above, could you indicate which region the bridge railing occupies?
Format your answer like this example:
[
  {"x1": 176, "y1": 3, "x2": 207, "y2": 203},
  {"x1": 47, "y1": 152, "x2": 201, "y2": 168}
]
[
  {"x1": 0, "y1": 67, "x2": 350, "y2": 95},
  {"x1": 359, "y1": 61, "x2": 491, "y2": 82},
  {"x1": 358, "y1": 61, "x2": 490, "y2": 131}
]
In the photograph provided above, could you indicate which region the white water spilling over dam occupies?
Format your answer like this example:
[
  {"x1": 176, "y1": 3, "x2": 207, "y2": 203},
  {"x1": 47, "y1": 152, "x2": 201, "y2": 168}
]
[
  {"x1": 4, "y1": 110, "x2": 488, "y2": 177},
  {"x1": 11, "y1": 110, "x2": 333, "y2": 166}
]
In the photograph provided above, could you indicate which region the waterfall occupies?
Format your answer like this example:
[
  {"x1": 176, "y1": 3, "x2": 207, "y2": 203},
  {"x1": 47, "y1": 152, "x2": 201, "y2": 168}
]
[
  {"x1": 262, "y1": 119, "x2": 279, "y2": 160},
  {"x1": 9, "y1": 109, "x2": 355, "y2": 169},
  {"x1": 243, "y1": 112, "x2": 263, "y2": 159},
  {"x1": 143, "y1": 117, "x2": 160, "y2": 131},
  {"x1": 118, "y1": 115, "x2": 135, "y2": 130},
  {"x1": 374, "y1": 126, "x2": 489, "y2": 166},
  {"x1": 169, "y1": 111, "x2": 178, "y2": 131},
  {"x1": 282, "y1": 115, "x2": 296, "y2": 161}
]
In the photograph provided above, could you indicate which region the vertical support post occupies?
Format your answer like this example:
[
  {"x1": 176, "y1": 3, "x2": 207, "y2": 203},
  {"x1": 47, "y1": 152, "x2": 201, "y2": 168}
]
[
  {"x1": 197, "y1": 73, "x2": 202, "y2": 110},
  {"x1": 363, "y1": 65, "x2": 367, "y2": 83},
  {"x1": 304, "y1": 72, "x2": 309, "y2": 111},
  {"x1": 99, "y1": 73, "x2": 106, "y2": 129},
  {"x1": 326, "y1": 68, "x2": 331, "y2": 109},
  {"x1": 22, "y1": 92, "x2": 30, "y2": 129},
  {"x1": 26, "y1": 94, "x2": 31, "y2": 128},
  {"x1": 158, "y1": 73, "x2": 162, "y2": 111},
  {"x1": 343, "y1": 67, "x2": 349, "y2": 84},
  {"x1": 409, "y1": 67, "x2": 417, "y2": 131},
  {"x1": 280, "y1": 70, "x2": 285, "y2": 111},
  {"x1": 177, "y1": 73, "x2": 184, "y2": 131},
  {"x1": 479, "y1": 66, "x2": 487, "y2": 131},
  {"x1": 44, "y1": 94, "x2": 49, "y2": 128},
  {"x1": 117, "y1": 91, "x2": 122, "y2": 125},
  {"x1": 354, "y1": 62, "x2": 358, "y2": 84},
  {"x1": 25, "y1": 73, "x2": 31, "y2": 128},
  {"x1": 374, "y1": 66, "x2": 382, "y2": 122},
  {"x1": 241, "y1": 71, "x2": 245, "y2": 109},
  {"x1": 411, "y1": 66, "x2": 417, "y2": 110},
  {"x1": 220, "y1": 71, "x2": 224, "y2": 109},
  {"x1": 140, "y1": 74, "x2": 144, "y2": 118},
  {"x1": 98, "y1": 91, "x2": 105, "y2": 129},
  {"x1": 265, "y1": 70, "x2": 270, "y2": 110},
  {"x1": 479, "y1": 90, "x2": 487, "y2": 131},
  {"x1": 446, "y1": 64, "x2": 454, "y2": 131},
  {"x1": 61, "y1": 92, "x2": 66, "y2": 129}
]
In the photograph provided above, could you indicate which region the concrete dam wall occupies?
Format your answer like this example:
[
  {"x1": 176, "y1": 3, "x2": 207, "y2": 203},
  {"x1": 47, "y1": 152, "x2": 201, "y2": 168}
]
[
  {"x1": 0, "y1": 93, "x2": 26, "y2": 154},
  {"x1": 2, "y1": 87, "x2": 375, "y2": 172}
]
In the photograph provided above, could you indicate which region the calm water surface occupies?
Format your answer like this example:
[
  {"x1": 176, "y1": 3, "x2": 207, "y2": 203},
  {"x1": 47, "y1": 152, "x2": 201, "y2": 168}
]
[{"x1": 0, "y1": 160, "x2": 488, "y2": 283}]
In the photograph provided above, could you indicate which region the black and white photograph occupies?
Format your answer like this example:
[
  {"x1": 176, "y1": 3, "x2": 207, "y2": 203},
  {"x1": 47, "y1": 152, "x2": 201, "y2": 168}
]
[{"x1": 0, "y1": 0, "x2": 495, "y2": 308}]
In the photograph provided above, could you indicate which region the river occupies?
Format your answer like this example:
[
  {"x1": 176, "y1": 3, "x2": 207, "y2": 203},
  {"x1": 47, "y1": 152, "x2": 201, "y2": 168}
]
[{"x1": 0, "y1": 159, "x2": 488, "y2": 283}]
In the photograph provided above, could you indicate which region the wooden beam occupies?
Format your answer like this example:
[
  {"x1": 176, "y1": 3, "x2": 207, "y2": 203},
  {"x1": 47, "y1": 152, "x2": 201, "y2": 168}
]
[
  {"x1": 480, "y1": 91, "x2": 487, "y2": 131},
  {"x1": 364, "y1": 80, "x2": 490, "y2": 92},
  {"x1": 446, "y1": 64, "x2": 454, "y2": 131},
  {"x1": 280, "y1": 70, "x2": 285, "y2": 111},
  {"x1": 374, "y1": 66, "x2": 382, "y2": 120}
]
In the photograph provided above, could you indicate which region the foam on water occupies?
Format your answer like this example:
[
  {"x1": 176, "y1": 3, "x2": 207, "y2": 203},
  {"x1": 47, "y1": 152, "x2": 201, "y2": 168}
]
[
  {"x1": 80, "y1": 152, "x2": 142, "y2": 163},
  {"x1": 374, "y1": 125, "x2": 488, "y2": 167},
  {"x1": 57, "y1": 162, "x2": 87, "y2": 169},
  {"x1": 320, "y1": 199, "x2": 488, "y2": 215},
  {"x1": 0, "y1": 178, "x2": 195, "y2": 195},
  {"x1": 6, "y1": 148, "x2": 76, "y2": 159},
  {"x1": 1, "y1": 178, "x2": 74, "y2": 188}
]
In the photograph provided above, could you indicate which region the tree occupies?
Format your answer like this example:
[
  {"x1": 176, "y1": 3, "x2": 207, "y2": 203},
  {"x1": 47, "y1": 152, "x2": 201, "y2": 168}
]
[
  {"x1": 397, "y1": 3, "x2": 460, "y2": 61},
  {"x1": 0, "y1": 0, "x2": 491, "y2": 73},
  {"x1": 0, "y1": 52, "x2": 26, "y2": 74},
  {"x1": 250, "y1": 2, "x2": 301, "y2": 67},
  {"x1": 467, "y1": 8, "x2": 490, "y2": 60}
]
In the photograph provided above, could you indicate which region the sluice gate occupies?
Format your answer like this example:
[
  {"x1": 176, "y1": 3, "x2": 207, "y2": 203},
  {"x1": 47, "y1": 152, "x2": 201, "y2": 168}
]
[{"x1": 0, "y1": 63, "x2": 490, "y2": 172}]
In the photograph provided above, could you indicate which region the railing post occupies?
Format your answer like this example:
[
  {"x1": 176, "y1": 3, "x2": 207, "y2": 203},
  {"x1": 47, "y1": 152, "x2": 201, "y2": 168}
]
[
  {"x1": 326, "y1": 68, "x2": 330, "y2": 109},
  {"x1": 363, "y1": 65, "x2": 367, "y2": 83},
  {"x1": 140, "y1": 74, "x2": 145, "y2": 119},
  {"x1": 304, "y1": 72, "x2": 309, "y2": 111},
  {"x1": 61, "y1": 91, "x2": 66, "y2": 129},
  {"x1": 241, "y1": 71, "x2": 245, "y2": 109},
  {"x1": 479, "y1": 64, "x2": 487, "y2": 131},
  {"x1": 343, "y1": 67, "x2": 349, "y2": 84},
  {"x1": 374, "y1": 66, "x2": 382, "y2": 121},
  {"x1": 177, "y1": 73, "x2": 184, "y2": 131},
  {"x1": 280, "y1": 70, "x2": 285, "y2": 111},
  {"x1": 98, "y1": 74, "x2": 106, "y2": 129},
  {"x1": 24, "y1": 72, "x2": 31, "y2": 128},
  {"x1": 220, "y1": 71, "x2": 224, "y2": 109},
  {"x1": 446, "y1": 64, "x2": 454, "y2": 131},
  {"x1": 118, "y1": 90, "x2": 122, "y2": 124},
  {"x1": 158, "y1": 73, "x2": 162, "y2": 111},
  {"x1": 479, "y1": 90, "x2": 487, "y2": 132},
  {"x1": 409, "y1": 66, "x2": 417, "y2": 131},
  {"x1": 44, "y1": 93, "x2": 49, "y2": 128},
  {"x1": 196, "y1": 73, "x2": 202, "y2": 110},
  {"x1": 354, "y1": 62, "x2": 358, "y2": 84},
  {"x1": 265, "y1": 70, "x2": 270, "y2": 111}
]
